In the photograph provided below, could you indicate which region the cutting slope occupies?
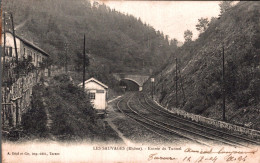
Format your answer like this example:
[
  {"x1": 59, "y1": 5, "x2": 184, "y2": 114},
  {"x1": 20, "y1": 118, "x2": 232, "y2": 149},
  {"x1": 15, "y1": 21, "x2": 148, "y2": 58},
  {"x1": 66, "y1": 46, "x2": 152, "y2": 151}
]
[{"x1": 144, "y1": 2, "x2": 260, "y2": 130}]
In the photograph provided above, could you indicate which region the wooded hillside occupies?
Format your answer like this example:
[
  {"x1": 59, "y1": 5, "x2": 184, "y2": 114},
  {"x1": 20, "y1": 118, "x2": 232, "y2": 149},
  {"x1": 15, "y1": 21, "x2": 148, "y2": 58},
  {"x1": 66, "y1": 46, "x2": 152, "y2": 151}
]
[
  {"x1": 3, "y1": 0, "x2": 177, "y2": 74},
  {"x1": 144, "y1": 2, "x2": 260, "y2": 129}
]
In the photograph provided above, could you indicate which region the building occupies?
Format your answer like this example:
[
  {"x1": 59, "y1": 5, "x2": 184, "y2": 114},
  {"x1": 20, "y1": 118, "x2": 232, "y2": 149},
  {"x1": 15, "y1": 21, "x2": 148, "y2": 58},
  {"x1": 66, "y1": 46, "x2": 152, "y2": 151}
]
[
  {"x1": 2, "y1": 31, "x2": 49, "y2": 67},
  {"x1": 1, "y1": 31, "x2": 50, "y2": 126},
  {"x1": 79, "y1": 77, "x2": 108, "y2": 111}
]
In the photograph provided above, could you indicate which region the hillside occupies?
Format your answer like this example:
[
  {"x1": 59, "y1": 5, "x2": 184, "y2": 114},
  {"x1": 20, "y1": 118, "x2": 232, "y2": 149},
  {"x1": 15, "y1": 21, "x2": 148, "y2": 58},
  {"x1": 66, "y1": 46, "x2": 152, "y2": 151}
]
[
  {"x1": 3, "y1": 0, "x2": 177, "y2": 75},
  {"x1": 143, "y1": 2, "x2": 260, "y2": 130}
]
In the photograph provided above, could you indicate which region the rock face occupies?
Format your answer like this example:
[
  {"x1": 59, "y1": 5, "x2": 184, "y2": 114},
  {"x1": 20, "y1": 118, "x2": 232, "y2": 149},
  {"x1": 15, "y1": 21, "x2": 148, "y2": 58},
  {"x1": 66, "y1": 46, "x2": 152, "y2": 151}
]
[{"x1": 143, "y1": 2, "x2": 260, "y2": 129}]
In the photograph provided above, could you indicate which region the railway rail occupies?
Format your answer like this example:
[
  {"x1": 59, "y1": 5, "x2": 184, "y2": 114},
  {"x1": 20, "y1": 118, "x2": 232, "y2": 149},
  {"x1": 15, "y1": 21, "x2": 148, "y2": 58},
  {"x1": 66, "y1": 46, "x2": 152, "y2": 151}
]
[
  {"x1": 116, "y1": 93, "x2": 175, "y2": 143},
  {"x1": 132, "y1": 94, "x2": 246, "y2": 147},
  {"x1": 115, "y1": 92, "x2": 259, "y2": 148},
  {"x1": 139, "y1": 93, "x2": 260, "y2": 147}
]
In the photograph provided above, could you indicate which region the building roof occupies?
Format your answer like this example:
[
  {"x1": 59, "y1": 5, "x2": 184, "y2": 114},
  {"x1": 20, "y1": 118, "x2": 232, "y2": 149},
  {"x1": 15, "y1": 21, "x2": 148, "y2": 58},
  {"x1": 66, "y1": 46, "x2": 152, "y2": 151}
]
[
  {"x1": 2, "y1": 31, "x2": 50, "y2": 57},
  {"x1": 79, "y1": 77, "x2": 108, "y2": 89}
]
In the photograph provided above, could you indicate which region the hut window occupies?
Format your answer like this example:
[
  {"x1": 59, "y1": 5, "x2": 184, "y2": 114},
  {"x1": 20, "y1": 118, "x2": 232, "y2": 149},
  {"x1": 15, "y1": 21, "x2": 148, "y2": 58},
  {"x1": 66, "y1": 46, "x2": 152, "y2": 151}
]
[
  {"x1": 89, "y1": 93, "x2": 95, "y2": 99},
  {"x1": 96, "y1": 90, "x2": 104, "y2": 93},
  {"x1": 36, "y1": 55, "x2": 38, "y2": 66},
  {"x1": 9, "y1": 47, "x2": 12, "y2": 57}
]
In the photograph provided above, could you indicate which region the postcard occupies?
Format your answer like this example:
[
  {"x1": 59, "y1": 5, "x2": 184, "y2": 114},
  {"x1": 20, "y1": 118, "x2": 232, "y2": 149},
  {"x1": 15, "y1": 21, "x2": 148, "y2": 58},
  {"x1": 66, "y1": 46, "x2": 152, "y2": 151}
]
[{"x1": 1, "y1": 1, "x2": 260, "y2": 162}]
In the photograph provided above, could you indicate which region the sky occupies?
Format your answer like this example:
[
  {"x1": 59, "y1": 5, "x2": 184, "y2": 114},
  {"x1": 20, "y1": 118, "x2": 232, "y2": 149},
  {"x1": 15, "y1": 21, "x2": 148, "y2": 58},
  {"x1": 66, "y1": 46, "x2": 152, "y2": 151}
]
[{"x1": 100, "y1": 1, "x2": 221, "y2": 42}]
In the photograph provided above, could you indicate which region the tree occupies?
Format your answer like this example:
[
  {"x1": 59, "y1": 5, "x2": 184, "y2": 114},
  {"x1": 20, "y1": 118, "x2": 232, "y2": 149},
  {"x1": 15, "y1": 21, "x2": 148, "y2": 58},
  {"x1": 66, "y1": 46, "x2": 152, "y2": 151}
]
[
  {"x1": 170, "y1": 38, "x2": 178, "y2": 51},
  {"x1": 170, "y1": 38, "x2": 178, "y2": 47},
  {"x1": 93, "y1": 1, "x2": 99, "y2": 8},
  {"x1": 210, "y1": 17, "x2": 217, "y2": 25},
  {"x1": 196, "y1": 17, "x2": 209, "y2": 34},
  {"x1": 219, "y1": 1, "x2": 233, "y2": 15},
  {"x1": 184, "y1": 30, "x2": 193, "y2": 43}
]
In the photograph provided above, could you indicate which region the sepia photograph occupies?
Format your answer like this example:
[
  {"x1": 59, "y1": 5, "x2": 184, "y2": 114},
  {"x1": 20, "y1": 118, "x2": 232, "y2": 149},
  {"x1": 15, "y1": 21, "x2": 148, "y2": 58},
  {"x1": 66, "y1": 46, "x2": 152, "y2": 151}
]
[{"x1": 1, "y1": 0, "x2": 260, "y2": 162}]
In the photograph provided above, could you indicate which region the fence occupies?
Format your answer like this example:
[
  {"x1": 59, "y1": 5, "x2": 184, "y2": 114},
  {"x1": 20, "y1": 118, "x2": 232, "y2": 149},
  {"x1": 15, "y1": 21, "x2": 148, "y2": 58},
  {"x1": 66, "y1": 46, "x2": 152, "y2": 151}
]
[
  {"x1": 153, "y1": 98, "x2": 260, "y2": 139},
  {"x1": 1, "y1": 68, "x2": 45, "y2": 127}
]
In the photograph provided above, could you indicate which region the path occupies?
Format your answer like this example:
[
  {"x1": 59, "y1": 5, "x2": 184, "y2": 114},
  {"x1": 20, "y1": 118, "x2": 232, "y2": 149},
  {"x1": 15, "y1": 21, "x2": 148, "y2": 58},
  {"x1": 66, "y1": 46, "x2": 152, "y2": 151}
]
[
  {"x1": 106, "y1": 96, "x2": 134, "y2": 146},
  {"x1": 42, "y1": 78, "x2": 56, "y2": 141}
]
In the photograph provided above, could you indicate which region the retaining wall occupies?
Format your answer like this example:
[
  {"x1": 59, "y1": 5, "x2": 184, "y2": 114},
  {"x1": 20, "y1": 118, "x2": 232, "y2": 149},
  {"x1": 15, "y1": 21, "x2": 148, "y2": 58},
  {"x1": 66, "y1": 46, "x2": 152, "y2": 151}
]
[{"x1": 153, "y1": 98, "x2": 260, "y2": 139}]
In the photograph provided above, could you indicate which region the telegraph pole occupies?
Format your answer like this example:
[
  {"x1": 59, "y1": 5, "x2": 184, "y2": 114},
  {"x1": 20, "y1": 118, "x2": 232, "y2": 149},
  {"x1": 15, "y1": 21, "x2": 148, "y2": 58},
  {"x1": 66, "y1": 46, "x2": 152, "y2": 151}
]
[
  {"x1": 83, "y1": 34, "x2": 86, "y2": 92},
  {"x1": 23, "y1": 48, "x2": 26, "y2": 60},
  {"x1": 3, "y1": 13, "x2": 6, "y2": 82},
  {"x1": 65, "y1": 53, "x2": 68, "y2": 74},
  {"x1": 222, "y1": 44, "x2": 226, "y2": 121},
  {"x1": 10, "y1": 13, "x2": 19, "y2": 79},
  {"x1": 151, "y1": 77, "x2": 154, "y2": 100},
  {"x1": 216, "y1": 26, "x2": 226, "y2": 121},
  {"x1": 161, "y1": 73, "x2": 163, "y2": 91},
  {"x1": 65, "y1": 44, "x2": 68, "y2": 74},
  {"x1": 2, "y1": 13, "x2": 6, "y2": 125},
  {"x1": 10, "y1": 13, "x2": 20, "y2": 125},
  {"x1": 175, "y1": 58, "x2": 178, "y2": 107},
  {"x1": 179, "y1": 69, "x2": 186, "y2": 105}
]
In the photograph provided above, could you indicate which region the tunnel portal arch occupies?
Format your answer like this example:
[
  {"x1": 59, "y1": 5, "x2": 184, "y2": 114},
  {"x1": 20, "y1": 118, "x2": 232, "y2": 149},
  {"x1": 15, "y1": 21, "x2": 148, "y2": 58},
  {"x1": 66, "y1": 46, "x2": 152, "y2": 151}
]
[
  {"x1": 113, "y1": 73, "x2": 149, "y2": 91},
  {"x1": 119, "y1": 78, "x2": 142, "y2": 91}
]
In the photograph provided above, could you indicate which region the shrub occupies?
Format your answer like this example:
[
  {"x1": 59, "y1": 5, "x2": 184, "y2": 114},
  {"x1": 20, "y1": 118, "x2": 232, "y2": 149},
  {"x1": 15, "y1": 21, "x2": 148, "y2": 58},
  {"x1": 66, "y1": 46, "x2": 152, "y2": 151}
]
[{"x1": 21, "y1": 85, "x2": 48, "y2": 138}]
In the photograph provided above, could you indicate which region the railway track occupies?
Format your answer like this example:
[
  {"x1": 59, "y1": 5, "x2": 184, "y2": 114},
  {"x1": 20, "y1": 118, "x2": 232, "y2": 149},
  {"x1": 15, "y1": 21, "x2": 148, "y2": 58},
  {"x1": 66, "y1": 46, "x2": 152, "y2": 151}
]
[
  {"x1": 116, "y1": 93, "x2": 175, "y2": 143},
  {"x1": 138, "y1": 93, "x2": 260, "y2": 147},
  {"x1": 115, "y1": 92, "x2": 259, "y2": 148},
  {"x1": 117, "y1": 93, "x2": 217, "y2": 146},
  {"x1": 129, "y1": 94, "x2": 244, "y2": 147}
]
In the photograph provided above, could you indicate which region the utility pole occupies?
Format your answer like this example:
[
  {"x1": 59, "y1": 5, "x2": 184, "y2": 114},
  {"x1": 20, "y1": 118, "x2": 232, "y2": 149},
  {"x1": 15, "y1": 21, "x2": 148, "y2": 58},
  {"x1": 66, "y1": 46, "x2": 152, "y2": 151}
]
[
  {"x1": 65, "y1": 44, "x2": 68, "y2": 74},
  {"x1": 10, "y1": 13, "x2": 20, "y2": 126},
  {"x1": 161, "y1": 73, "x2": 163, "y2": 91},
  {"x1": 2, "y1": 13, "x2": 6, "y2": 124},
  {"x1": 151, "y1": 77, "x2": 155, "y2": 100},
  {"x1": 65, "y1": 53, "x2": 68, "y2": 74},
  {"x1": 153, "y1": 80, "x2": 154, "y2": 99},
  {"x1": 175, "y1": 58, "x2": 178, "y2": 107},
  {"x1": 142, "y1": 59, "x2": 144, "y2": 71},
  {"x1": 3, "y1": 84, "x2": 7, "y2": 125},
  {"x1": 179, "y1": 69, "x2": 186, "y2": 105},
  {"x1": 23, "y1": 48, "x2": 26, "y2": 60},
  {"x1": 147, "y1": 35, "x2": 149, "y2": 48},
  {"x1": 3, "y1": 13, "x2": 6, "y2": 82},
  {"x1": 83, "y1": 34, "x2": 86, "y2": 92},
  {"x1": 10, "y1": 13, "x2": 19, "y2": 79},
  {"x1": 222, "y1": 43, "x2": 226, "y2": 121},
  {"x1": 3, "y1": 12, "x2": 8, "y2": 125}
]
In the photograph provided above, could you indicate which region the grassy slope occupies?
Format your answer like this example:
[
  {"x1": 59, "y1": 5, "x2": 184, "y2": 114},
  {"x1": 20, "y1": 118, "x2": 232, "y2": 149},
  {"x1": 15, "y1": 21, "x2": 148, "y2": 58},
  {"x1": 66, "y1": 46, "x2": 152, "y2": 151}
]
[
  {"x1": 43, "y1": 74, "x2": 122, "y2": 143},
  {"x1": 2, "y1": 75, "x2": 122, "y2": 143},
  {"x1": 144, "y1": 2, "x2": 260, "y2": 130}
]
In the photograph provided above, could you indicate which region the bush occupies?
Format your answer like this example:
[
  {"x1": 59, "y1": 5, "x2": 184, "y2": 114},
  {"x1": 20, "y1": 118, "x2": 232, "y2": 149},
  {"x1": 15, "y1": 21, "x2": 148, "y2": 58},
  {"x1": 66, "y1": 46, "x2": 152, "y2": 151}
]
[
  {"x1": 21, "y1": 85, "x2": 48, "y2": 138},
  {"x1": 248, "y1": 79, "x2": 260, "y2": 103},
  {"x1": 234, "y1": 90, "x2": 251, "y2": 108},
  {"x1": 159, "y1": 90, "x2": 167, "y2": 103},
  {"x1": 44, "y1": 74, "x2": 98, "y2": 140}
]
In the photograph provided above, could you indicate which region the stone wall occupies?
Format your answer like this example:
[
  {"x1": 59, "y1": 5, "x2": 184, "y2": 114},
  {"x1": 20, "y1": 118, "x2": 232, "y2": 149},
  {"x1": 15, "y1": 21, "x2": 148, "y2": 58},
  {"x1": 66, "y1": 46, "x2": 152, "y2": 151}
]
[{"x1": 153, "y1": 98, "x2": 260, "y2": 139}]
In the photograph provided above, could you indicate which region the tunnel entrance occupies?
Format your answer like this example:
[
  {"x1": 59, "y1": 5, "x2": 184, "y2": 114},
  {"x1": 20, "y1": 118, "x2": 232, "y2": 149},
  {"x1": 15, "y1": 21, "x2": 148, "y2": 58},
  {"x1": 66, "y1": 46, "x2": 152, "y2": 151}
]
[{"x1": 119, "y1": 79, "x2": 139, "y2": 91}]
